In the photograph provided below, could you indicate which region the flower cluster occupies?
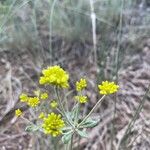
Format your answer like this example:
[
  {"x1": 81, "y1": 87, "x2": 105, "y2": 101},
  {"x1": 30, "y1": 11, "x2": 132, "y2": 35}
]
[
  {"x1": 98, "y1": 81, "x2": 119, "y2": 95},
  {"x1": 75, "y1": 95, "x2": 88, "y2": 103},
  {"x1": 75, "y1": 78, "x2": 88, "y2": 104},
  {"x1": 39, "y1": 112, "x2": 45, "y2": 119},
  {"x1": 27, "y1": 97, "x2": 40, "y2": 107},
  {"x1": 76, "y1": 78, "x2": 87, "y2": 91},
  {"x1": 42, "y1": 113, "x2": 65, "y2": 137},
  {"x1": 39, "y1": 66, "x2": 69, "y2": 88},
  {"x1": 15, "y1": 109, "x2": 22, "y2": 117},
  {"x1": 50, "y1": 100, "x2": 58, "y2": 108},
  {"x1": 40, "y1": 92, "x2": 48, "y2": 100},
  {"x1": 20, "y1": 93, "x2": 28, "y2": 102},
  {"x1": 19, "y1": 91, "x2": 48, "y2": 107},
  {"x1": 18, "y1": 65, "x2": 120, "y2": 139}
]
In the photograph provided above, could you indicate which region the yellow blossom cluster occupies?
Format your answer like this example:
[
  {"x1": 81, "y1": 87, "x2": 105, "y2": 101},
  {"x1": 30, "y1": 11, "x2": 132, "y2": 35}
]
[
  {"x1": 98, "y1": 81, "x2": 119, "y2": 95},
  {"x1": 42, "y1": 113, "x2": 65, "y2": 137},
  {"x1": 39, "y1": 112, "x2": 45, "y2": 119},
  {"x1": 76, "y1": 78, "x2": 87, "y2": 91},
  {"x1": 40, "y1": 92, "x2": 48, "y2": 100},
  {"x1": 20, "y1": 93, "x2": 28, "y2": 102},
  {"x1": 75, "y1": 78, "x2": 88, "y2": 103},
  {"x1": 50, "y1": 100, "x2": 58, "y2": 108},
  {"x1": 75, "y1": 95, "x2": 88, "y2": 103},
  {"x1": 19, "y1": 91, "x2": 48, "y2": 107},
  {"x1": 39, "y1": 65, "x2": 69, "y2": 88},
  {"x1": 18, "y1": 65, "x2": 120, "y2": 138},
  {"x1": 27, "y1": 97, "x2": 40, "y2": 107},
  {"x1": 19, "y1": 93, "x2": 39, "y2": 107},
  {"x1": 15, "y1": 109, "x2": 22, "y2": 117}
]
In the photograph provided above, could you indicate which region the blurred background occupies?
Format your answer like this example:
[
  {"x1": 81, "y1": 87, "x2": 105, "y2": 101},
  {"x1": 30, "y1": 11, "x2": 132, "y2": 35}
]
[{"x1": 0, "y1": 0, "x2": 150, "y2": 149}]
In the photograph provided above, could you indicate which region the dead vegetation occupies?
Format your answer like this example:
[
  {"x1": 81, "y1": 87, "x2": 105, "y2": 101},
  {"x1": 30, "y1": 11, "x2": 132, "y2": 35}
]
[{"x1": 0, "y1": 0, "x2": 150, "y2": 150}]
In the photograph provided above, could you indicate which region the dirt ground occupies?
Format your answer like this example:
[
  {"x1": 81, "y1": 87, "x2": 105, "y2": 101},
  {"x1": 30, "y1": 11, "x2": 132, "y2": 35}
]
[{"x1": 0, "y1": 37, "x2": 150, "y2": 150}]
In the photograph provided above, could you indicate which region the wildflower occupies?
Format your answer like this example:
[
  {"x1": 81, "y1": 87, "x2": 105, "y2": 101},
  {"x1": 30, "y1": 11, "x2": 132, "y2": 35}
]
[
  {"x1": 76, "y1": 78, "x2": 87, "y2": 91},
  {"x1": 39, "y1": 65, "x2": 69, "y2": 88},
  {"x1": 75, "y1": 95, "x2": 88, "y2": 103},
  {"x1": 50, "y1": 100, "x2": 58, "y2": 108},
  {"x1": 15, "y1": 109, "x2": 22, "y2": 117},
  {"x1": 42, "y1": 113, "x2": 65, "y2": 137},
  {"x1": 98, "y1": 81, "x2": 119, "y2": 95},
  {"x1": 39, "y1": 112, "x2": 45, "y2": 119},
  {"x1": 27, "y1": 97, "x2": 40, "y2": 107},
  {"x1": 19, "y1": 93, "x2": 28, "y2": 102},
  {"x1": 40, "y1": 92, "x2": 48, "y2": 100}
]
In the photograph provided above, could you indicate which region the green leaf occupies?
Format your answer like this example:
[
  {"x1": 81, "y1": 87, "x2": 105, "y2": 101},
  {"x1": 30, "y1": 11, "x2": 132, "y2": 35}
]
[
  {"x1": 62, "y1": 126, "x2": 72, "y2": 131},
  {"x1": 65, "y1": 104, "x2": 79, "y2": 122},
  {"x1": 62, "y1": 131, "x2": 73, "y2": 144},
  {"x1": 76, "y1": 129, "x2": 88, "y2": 138},
  {"x1": 80, "y1": 118, "x2": 100, "y2": 128},
  {"x1": 71, "y1": 103, "x2": 79, "y2": 120},
  {"x1": 25, "y1": 124, "x2": 40, "y2": 132}
]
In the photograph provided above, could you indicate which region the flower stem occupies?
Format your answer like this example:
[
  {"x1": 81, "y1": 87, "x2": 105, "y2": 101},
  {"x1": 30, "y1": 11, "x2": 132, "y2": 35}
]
[
  {"x1": 78, "y1": 95, "x2": 105, "y2": 127},
  {"x1": 70, "y1": 133, "x2": 74, "y2": 150},
  {"x1": 55, "y1": 87, "x2": 75, "y2": 128}
]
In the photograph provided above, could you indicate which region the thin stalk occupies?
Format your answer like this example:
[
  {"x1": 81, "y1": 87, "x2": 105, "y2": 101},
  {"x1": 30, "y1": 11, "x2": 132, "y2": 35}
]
[
  {"x1": 119, "y1": 83, "x2": 150, "y2": 149},
  {"x1": 74, "y1": 103, "x2": 80, "y2": 125},
  {"x1": 70, "y1": 133, "x2": 74, "y2": 150},
  {"x1": 65, "y1": 144, "x2": 68, "y2": 150},
  {"x1": 77, "y1": 135, "x2": 81, "y2": 150},
  {"x1": 56, "y1": 107, "x2": 64, "y2": 116},
  {"x1": 89, "y1": 0, "x2": 97, "y2": 71},
  {"x1": 63, "y1": 90, "x2": 74, "y2": 112},
  {"x1": 78, "y1": 95, "x2": 105, "y2": 127},
  {"x1": 52, "y1": 137, "x2": 58, "y2": 150},
  {"x1": 55, "y1": 87, "x2": 75, "y2": 128},
  {"x1": 21, "y1": 116, "x2": 32, "y2": 124},
  {"x1": 49, "y1": 0, "x2": 58, "y2": 63},
  {"x1": 111, "y1": 0, "x2": 124, "y2": 149}
]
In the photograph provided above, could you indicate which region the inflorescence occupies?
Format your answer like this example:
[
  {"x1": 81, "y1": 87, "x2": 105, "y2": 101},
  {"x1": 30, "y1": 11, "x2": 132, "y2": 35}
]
[{"x1": 16, "y1": 65, "x2": 119, "y2": 137}]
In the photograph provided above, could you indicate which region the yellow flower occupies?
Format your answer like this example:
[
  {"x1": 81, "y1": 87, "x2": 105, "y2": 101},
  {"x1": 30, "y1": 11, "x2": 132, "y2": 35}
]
[
  {"x1": 50, "y1": 100, "x2": 58, "y2": 108},
  {"x1": 19, "y1": 93, "x2": 28, "y2": 102},
  {"x1": 27, "y1": 97, "x2": 40, "y2": 107},
  {"x1": 98, "y1": 81, "x2": 119, "y2": 95},
  {"x1": 75, "y1": 95, "x2": 88, "y2": 103},
  {"x1": 40, "y1": 92, "x2": 48, "y2": 100},
  {"x1": 42, "y1": 113, "x2": 65, "y2": 137},
  {"x1": 39, "y1": 65, "x2": 69, "y2": 88},
  {"x1": 76, "y1": 78, "x2": 87, "y2": 91},
  {"x1": 39, "y1": 112, "x2": 45, "y2": 119},
  {"x1": 15, "y1": 109, "x2": 22, "y2": 117}
]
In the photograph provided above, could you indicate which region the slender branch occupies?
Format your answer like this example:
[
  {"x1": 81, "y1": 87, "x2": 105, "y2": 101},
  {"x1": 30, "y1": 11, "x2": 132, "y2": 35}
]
[
  {"x1": 55, "y1": 87, "x2": 75, "y2": 128},
  {"x1": 119, "y1": 83, "x2": 150, "y2": 148},
  {"x1": 78, "y1": 95, "x2": 106, "y2": 127},
  {"x1": 90, "y1": 0, "x2": 97, "y2": 70},
  {"x1": 49, "y1": 0, "x2": 58, "y2": 63},
  {"x1": 111, "y1": 0, "x2": 124, "y2": 149},
  {"x1": 70, "y1": 133, "x2": 74, "y2": 150}
]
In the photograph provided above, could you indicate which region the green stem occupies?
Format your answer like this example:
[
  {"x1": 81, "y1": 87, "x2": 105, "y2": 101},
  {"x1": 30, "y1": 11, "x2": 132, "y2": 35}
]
[
  {"x1": 55, "y1": 87, "x2": 75, "y2": 128},
  {"x1": 49, "y1": 0, "x2": 58, "y2": 63},
  {"x1": 74, "y1": 103, "x2": 80, "y2": 125},
  {"x1": 77, "y1": 135, "x2": 81, "y2": 150},
  {"x1": 70, "y1": 133, "x2": 74, "y2": 150},
  {"x1": 21, "y1": 116, "x2": 32, "y2": 124},
  {"x1": 111, "y1": 1, "x2": 124, "y2": 149},
  {"x1": 78, "y1": 95, "x2": 105, "y2": 127}
]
